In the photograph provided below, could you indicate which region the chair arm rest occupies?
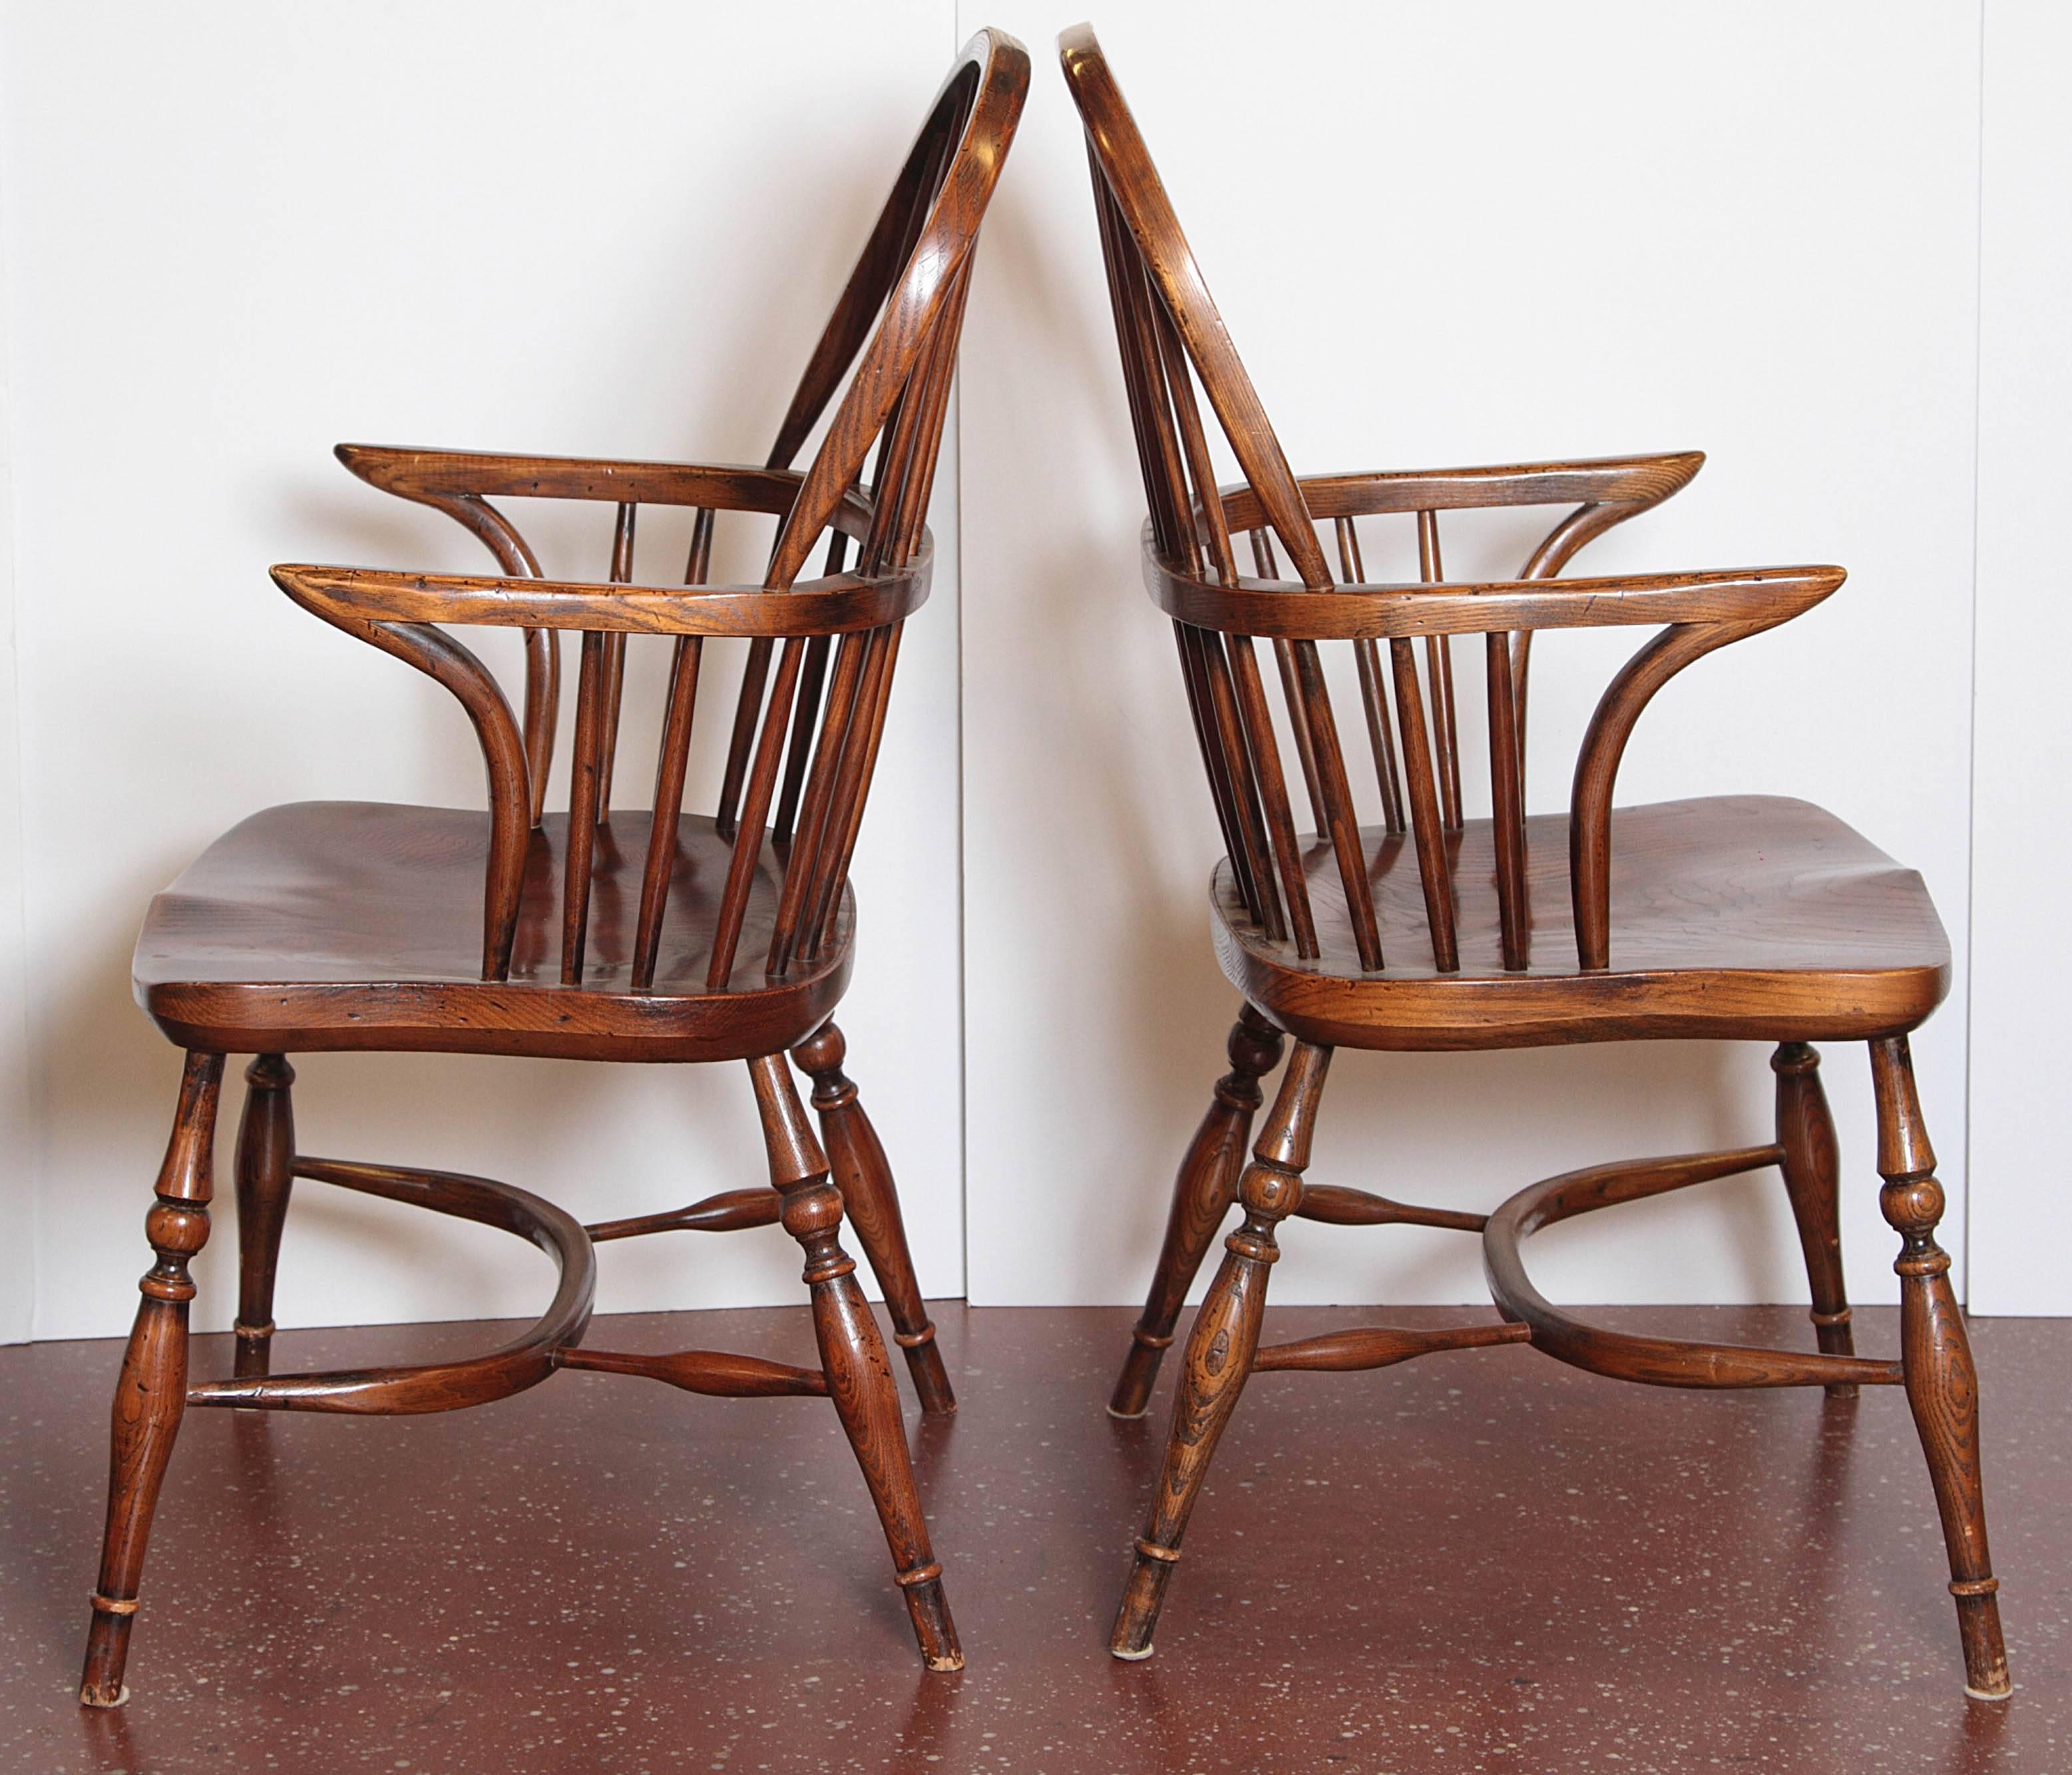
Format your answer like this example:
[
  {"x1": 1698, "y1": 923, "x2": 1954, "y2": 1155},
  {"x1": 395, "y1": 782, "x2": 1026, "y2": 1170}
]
[
  {"x1": 332, "y1": 443, "x2": 845, "y2": 520},
  {"x1": 1289, "y1": 451, "x2": 1705, "y2": 520},
  {"x1": 1146, "y1": 559, "x2": 1843, "y2": 642},
  {"x1": 271, "y1": 554, "x2": 930, "y2": 639}
]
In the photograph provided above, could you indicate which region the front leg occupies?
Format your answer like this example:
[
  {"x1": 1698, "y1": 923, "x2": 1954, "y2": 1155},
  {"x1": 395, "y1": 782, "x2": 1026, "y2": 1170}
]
[
  {"x1": 1110, "y1": 1004, "x2": 1285, "y2": 1418},
  {"x1": 81, "y1": 1052, "x2": 224, "y2": 1708},
  {"x1": 1111, "y1": 1040, "x2": 1330, "y2": 1659},
  {"x1": 749, "y1": 1054, "x2": 960, "y2": 1671},
  {"x1": 790, "y1": 1024, "x2": 954, "y2": 1415},
  {"x1": 1869, "y1": 1036, "x2": 2009, "y2": 1700}
]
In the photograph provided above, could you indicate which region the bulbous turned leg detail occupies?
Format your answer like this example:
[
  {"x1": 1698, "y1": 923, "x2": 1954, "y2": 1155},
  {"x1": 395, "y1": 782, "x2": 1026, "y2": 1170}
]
[
  {"x1": 749, "y1": 1054, "x2": 960, "y2": 1671},
  {"x1": 233, "y1": 1055, "x2": 296, "y2": 1382},
  {"x1": 1112, "y1": 1040, "x2": 1329, "y2": 1661},
  {"x1": 1870, "y1": 1036, "x2": 2009, "y2": 1700},
  {"x1": 1772, "y1": 1042, "x2": 1856, "y2": 1395},
  {"x1": 80, "y1": 1052, "x2": 224, "y2": 1708},
  {"x1": 1110, "y1": 1005, "x2": 1285, "y2": 1419},
  {"x1": 791, "y1": 1023, "x2": 954, "y2": 1416}
]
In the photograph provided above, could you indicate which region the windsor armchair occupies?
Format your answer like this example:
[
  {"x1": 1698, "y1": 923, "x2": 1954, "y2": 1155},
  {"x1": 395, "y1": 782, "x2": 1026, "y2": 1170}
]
[
  {"x1": 1062, "y1": 24, "x2": 2007, "y2": 1700},
  {"x1": 81, "y1": 29, "x2": 1028, "y2": 1708}
]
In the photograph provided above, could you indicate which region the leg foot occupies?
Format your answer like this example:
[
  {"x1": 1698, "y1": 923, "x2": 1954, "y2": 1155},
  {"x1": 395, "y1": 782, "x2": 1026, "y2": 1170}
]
[
  {"x1": 1871, "y1": 1036, "x2": 2009, "y2": 1699},
  {"x1": 80, "y1": 1052, "x2": 224, "y2": 1707},
  {"x1": 1112, "y1": 1041, "x2": 1329, "y2": 1659},
  {"x1": 1110, "y1": 1006, "x2": 1283, "y2": 1418},
  {"x1": 1774, "y1": 1042, "x2": 1856, "y2": 1396},
  {"x1": 750, "y1": 1054, "x2": 960, "y2": 1671},
  {"x1": 233, "y1": 1055, "x2": 295, "y2": 1382},
  {"x1": 791, "y1": 1023, "x2": 954, "y2": 1414}
]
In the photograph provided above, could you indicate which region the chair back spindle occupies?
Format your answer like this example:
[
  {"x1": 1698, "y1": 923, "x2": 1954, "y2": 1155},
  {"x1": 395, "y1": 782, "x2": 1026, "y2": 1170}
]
[
  {"x1": 1061, "y1": 25, "x2": 1755, "y2": 978},
  {"x1": 298, "y1": 31, "x2": 1028, "y2": 995}
]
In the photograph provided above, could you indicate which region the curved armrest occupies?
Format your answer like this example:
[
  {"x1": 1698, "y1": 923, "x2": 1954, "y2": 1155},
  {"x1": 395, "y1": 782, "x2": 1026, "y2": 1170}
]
[
  {"x1": 1147, "y1": 558, "x2": 1844, "y2": 642},
  {"x1": 1289, "y1": 451, "x2": 1704, "y2": 521},
  {"x1": 271, "y1": 548, "x2": 930, "y2": 639},
  {"x1": 334, "y1": 443, "x2": 877, "y2": 530}
]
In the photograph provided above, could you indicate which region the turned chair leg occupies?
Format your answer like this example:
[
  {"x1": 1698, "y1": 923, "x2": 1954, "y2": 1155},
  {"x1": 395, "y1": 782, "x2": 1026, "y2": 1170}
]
[
  {"x1": 1772, "y1": 1042, "x2": 1856, "y2": 1394},
  {"x1": 1110, "y1": 1004, "x2": 1285, "y2": 1418},
  {"x1": 1869, "y1": 1035, "x2": 2010, "y2": 1700},
  {"x1": 1111, "y1": 1040, "x2": 1329, "y2": 1661},
  {"x1": 790, "y1": 1023, "x2": 954, "y2": 1416},
  {"x1": 80, "y1": 1051, "x2": 225, "y2": 1708},
  {"x1": 233, "y1": 1055, "x2": 296, "y2": 1381},
  {"x1": 748, "y1": 1053, "x2": 960, "y2": 1671}
]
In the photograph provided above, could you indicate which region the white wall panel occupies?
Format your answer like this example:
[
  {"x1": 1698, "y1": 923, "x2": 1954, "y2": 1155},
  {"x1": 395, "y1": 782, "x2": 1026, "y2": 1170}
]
[
  {"x1": 0, "y1": 1, "x2": 965, "y2": 1339},
  {"x1": 1969, "y1": 0, "x2": 2072, "y2": 1314},
  {"x1": 957, "y1": 1, "x2": 1982, "y2": 1308}
]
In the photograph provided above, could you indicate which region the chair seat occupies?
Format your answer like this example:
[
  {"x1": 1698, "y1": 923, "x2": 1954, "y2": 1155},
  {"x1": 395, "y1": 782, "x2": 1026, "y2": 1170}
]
[
  {"x1": 134, "y1": 802, "x2": 852, "y2": 1061},
  {"x1": 1213, "y1": 795, "x2": 1948, "y2": 1050}
]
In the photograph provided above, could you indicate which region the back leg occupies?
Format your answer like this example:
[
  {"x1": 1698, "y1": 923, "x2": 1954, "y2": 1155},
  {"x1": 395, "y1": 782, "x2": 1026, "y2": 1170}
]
[
  {"x1": 1772, "y1": 1042, "x2": 1855, "y2": 1394},
  {"x1": 233, "y1": 1055, "x2": 296, "y2": 1380},
  {"x1": 791, "y1": 1024, "x2": 954, "y2": 1415},
  {"x1": 81, "y1": 1052, "x2": 224, "y2": 1707},
  {"x1": 1110, "y1": 1004, "x2": 1284, "y2": 1418},
  {"x1": 749, "y1": 1054, "x2": 960, "y2": 1670}
]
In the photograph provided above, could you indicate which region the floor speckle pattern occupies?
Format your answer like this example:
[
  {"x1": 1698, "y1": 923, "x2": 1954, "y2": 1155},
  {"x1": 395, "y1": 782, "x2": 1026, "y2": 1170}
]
[{"x1": 2, "y1": 1304, "x2": 2065, "y2": 1772}]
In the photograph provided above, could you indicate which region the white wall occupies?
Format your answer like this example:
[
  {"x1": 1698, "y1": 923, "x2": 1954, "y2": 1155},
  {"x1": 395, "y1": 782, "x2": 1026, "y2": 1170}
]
[
  {"x1": 0, "y1": 1, "x2": 968, "y2": 1340},
  {"x1": 1968, "y1": 0, "x2": 2072, "y2": 1314},
  {"x1": 2, "y1": 3, "x2": 2064, "y2": 1342},
  {"x1": 958, "y1": 0, "x2": 1985, "y2": 1309}
]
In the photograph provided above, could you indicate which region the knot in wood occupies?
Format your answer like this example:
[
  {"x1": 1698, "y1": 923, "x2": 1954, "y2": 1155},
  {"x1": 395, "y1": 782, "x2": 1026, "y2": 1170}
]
[
  {"x1": 1880, "y1": 1175, "x2": 1944, "y2": 1236},
  {"x1": 146, "y1": 1201, "x2": 210, "y2": 1257}
]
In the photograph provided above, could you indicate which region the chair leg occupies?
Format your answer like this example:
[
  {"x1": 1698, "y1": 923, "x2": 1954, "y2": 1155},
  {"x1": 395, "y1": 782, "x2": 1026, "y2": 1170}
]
[
  {"x1": 790, "y1": 1023, "x2": 954, "y2": 1416},
  {"x1": 233, "y1": 1055, "x2": 296, "y2": 1381},
  {"x1": 1869, "y1": 1035, "x2": 2010, "y2": 1700},
  {"x1": 80, "y1": 1052, "x2": 225, "y2": 1708},
  {"x1": 1772, "y1": 1042, "x2": 1856, "y2": 1395},
  {"x1": 748, "y1": 1053, "x2": 960, "y2": 1671},
  {"x1": 1111, "y1": 1040, "x2": 1329, "y2": 1661},
  {"x1": 1110, "y1": 1004, "x2": 1285, "y2": 1418}
]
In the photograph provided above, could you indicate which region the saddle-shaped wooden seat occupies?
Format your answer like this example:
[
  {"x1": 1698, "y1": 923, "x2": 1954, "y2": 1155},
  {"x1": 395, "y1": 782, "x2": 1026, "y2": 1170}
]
[
  {"x1": 136, "y1": 802, "x2": 853, "y2": 1060},
  {"x1": 1217, "y1": 796, "x2": 1950, "y2": 1050}
]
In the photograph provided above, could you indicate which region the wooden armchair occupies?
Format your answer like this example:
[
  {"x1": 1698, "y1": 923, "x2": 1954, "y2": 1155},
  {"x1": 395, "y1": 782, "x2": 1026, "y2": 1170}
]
[
  {"x1": 83, "y1": 29, "x2": 1028, "y2": 1706},
  {"x1": 1062, "y1": 23, "x2": 2005, "y2": 1700}
]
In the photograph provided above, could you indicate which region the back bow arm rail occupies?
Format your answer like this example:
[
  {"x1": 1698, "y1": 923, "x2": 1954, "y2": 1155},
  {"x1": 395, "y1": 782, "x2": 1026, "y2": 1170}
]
[
  {"x1": 333, "y1": 447, "x2": 889, "y2": 825},
  {"x1": 268, "y1": 546, "x2": 930, "y2": 984},
  {"x1": 1150, "y1": 553, "x2": 1845, "y2": 971}
]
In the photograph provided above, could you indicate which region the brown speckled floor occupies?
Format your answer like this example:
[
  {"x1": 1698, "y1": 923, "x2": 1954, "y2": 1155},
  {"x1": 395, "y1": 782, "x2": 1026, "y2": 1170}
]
[{"x1": 1, "y1": 1305, "x2": 2065, "y2": 1772}]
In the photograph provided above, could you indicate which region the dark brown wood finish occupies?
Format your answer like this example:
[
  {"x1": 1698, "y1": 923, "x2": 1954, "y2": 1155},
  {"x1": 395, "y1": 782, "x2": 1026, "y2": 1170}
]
[
  {"x1": 1062, "y1": 22, "x2": 2006, "y2": 1699},
  {"x1": 84, "y1": 29, "x2": 1027, "y2": 1707}
]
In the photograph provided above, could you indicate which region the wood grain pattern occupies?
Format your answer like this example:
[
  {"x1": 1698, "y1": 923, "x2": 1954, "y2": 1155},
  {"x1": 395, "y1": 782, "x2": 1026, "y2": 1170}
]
[
  {"x1": 89, "y1": 27, "x2": 1028, "y2": 1704},
  {"x1": 1772, "y1": 1042, "x2": 1856, "y2": 1390},
  {"x1": 231, "y1": 1054, "x2": 294, "y2": 1383},
  {"x1": 1064, "y1": 21, "x2": 2005, "y2": 1697},
  {"x1": 81, "y1": 1052, "x2": 224, "y2": 1707},
  {"x1": 1109, "y1": 1006, "x2": 1284, "y2": 1418},
  {"x1": 1111, "y1": 1042, "x2": 1330, "y2": 1660},
  {"x1": 1870, "y1": 1036, "x2": 2009, "y2": 1700}
]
